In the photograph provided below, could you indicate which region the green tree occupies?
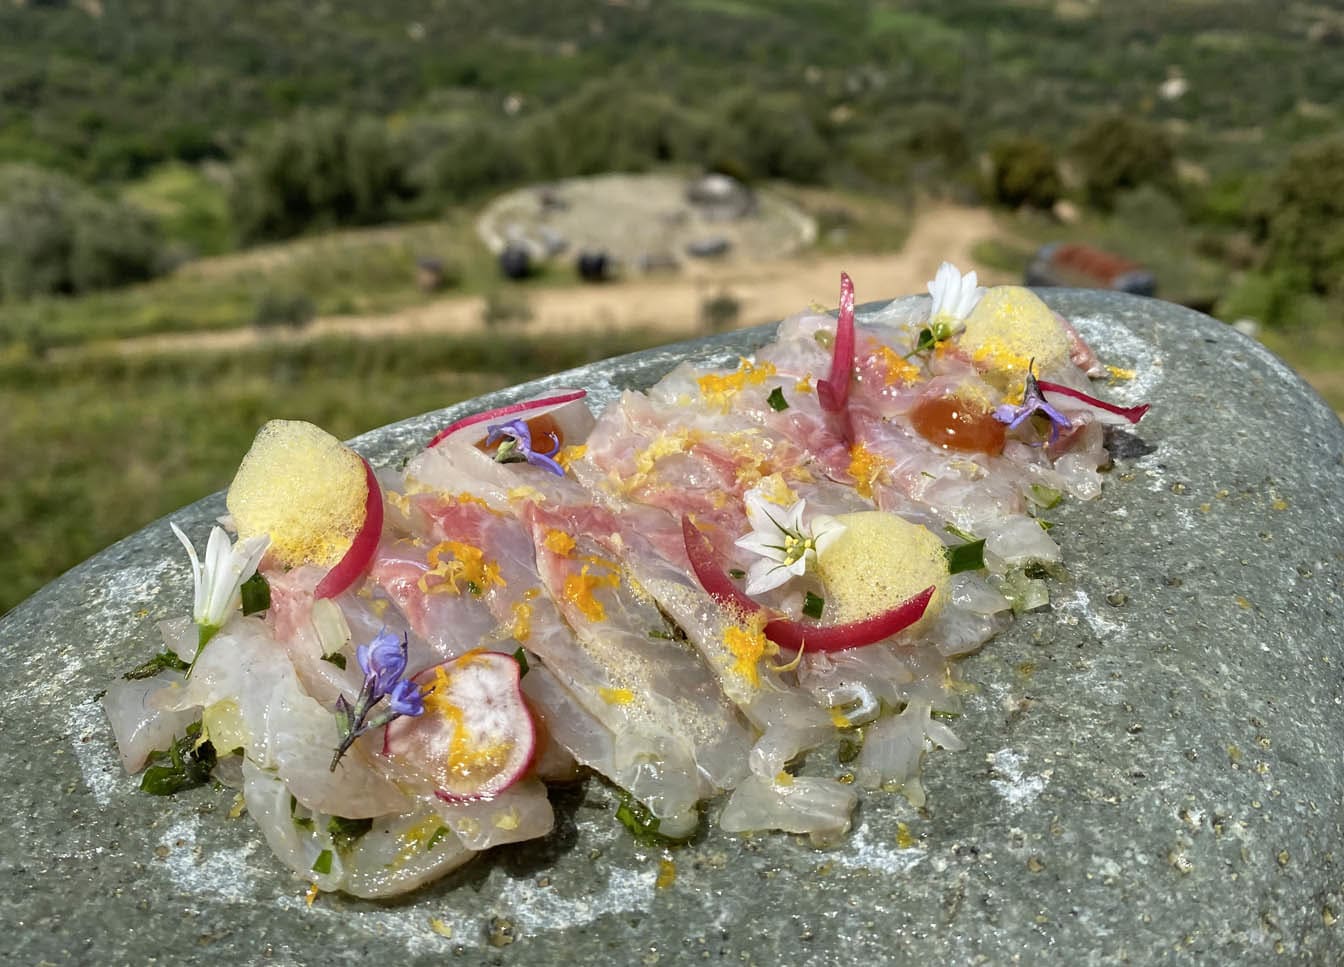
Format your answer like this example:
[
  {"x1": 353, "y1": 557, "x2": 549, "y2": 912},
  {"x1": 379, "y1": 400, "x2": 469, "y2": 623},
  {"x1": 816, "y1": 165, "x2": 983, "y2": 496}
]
[
  {"x1": 230, "y1": 111, "x2": 415, "y2": 243},
  {"x1": 1263, "y1": 138, "x2": 1344, "y2": 295},
  {"x1": 1071, "y1": 114, "x2": 1176, "y2": 211},
  {"x1": 0, "y1": 165, "x2": 162, "y2": 300},
  {"x1": 986, "y1": 136, "x2": 1061, "y2": 210}
]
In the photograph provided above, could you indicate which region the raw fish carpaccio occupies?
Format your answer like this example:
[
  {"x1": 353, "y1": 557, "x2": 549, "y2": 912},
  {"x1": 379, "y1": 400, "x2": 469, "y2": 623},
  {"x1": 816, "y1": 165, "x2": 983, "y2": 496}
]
[{"x1": 103, "y1": 266, "x2": 1149, "y2": 898}]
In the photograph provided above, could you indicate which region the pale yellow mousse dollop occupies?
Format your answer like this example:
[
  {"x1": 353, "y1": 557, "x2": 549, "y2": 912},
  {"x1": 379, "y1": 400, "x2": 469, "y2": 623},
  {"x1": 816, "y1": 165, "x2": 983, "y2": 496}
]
[
  {"x1": 959, "y1": 286, "x2": 1071, "y2": 382},
  {"x1": 815, "y1": 511, "x2": 949, "y2": 624},
  {"x1": 226, "y1": 419, "x2": 366, "y2": 568}
]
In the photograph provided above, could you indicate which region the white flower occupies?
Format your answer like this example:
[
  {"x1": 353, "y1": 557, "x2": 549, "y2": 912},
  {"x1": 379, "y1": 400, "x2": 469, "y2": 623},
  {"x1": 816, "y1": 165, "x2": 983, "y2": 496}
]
[
  {"x1": 171, "y1": 522, "x2": 269, "y2": 634},
  {"x1": 734, "y1": 489, "x2": 845, "y2": 596},
  {"x1": 926, "y1": 261, "x2": 984, "y2": 330}
]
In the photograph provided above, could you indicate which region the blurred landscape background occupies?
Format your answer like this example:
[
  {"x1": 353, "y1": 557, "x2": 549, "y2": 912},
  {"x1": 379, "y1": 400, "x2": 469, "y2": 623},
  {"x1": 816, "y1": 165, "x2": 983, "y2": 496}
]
[{"x1": 3, "y1": 0, "x2": 1343, "y2": 615}]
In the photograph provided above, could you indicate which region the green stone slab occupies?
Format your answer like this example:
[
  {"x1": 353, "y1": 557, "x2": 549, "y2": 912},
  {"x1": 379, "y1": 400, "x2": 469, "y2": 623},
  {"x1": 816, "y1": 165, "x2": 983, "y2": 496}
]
[{"x1": 3, "y1": 291, "x2": 1342, "y2": 965}]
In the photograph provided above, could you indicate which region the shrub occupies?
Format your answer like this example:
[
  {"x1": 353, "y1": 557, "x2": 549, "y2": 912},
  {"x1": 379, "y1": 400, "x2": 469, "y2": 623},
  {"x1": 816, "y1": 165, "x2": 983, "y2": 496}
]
[
  {"x1": 229, "y1": 111, "x2": 416, "y2": 243},
  {"x1": 1071, "y1": 114, "x2": 1176, "y2": 211},
  {"x1": 986, "y1": 136, "x2": 1061, "y2": 210},
  {"x1": 700, "y1": 290, "x2": 741, "y2": 332},
  {"x1": 0, "y1": 165, "x2": 163, "y2": 301},
  {"x1": 1263, "y1": 138, "x2": 1344, "y2": 295},
  {"x1": 252, "y1": 290, "x2": 316, "y2": 329}
]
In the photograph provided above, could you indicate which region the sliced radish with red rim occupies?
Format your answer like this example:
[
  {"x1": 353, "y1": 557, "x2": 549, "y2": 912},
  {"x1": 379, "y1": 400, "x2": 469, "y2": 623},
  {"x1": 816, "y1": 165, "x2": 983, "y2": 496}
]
[
  {"x1": 314, "y1": 457, "x2": 384, "y2": 600},
  {"x1": 384, "y1": 651, "x2": 535, "y2": 801}
]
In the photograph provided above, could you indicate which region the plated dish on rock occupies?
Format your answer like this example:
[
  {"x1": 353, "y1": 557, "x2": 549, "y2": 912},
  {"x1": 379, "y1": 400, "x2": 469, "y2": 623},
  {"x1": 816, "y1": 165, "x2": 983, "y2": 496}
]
[{"x1": 103, "y1": 263, "x2": 1149, "y2": 898}]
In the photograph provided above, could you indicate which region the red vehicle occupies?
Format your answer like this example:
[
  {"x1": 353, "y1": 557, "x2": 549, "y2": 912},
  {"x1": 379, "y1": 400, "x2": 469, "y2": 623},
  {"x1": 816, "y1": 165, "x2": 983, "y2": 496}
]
[{"x1": 1026, "y1": 243, "x2": 1156, "y2": 297}]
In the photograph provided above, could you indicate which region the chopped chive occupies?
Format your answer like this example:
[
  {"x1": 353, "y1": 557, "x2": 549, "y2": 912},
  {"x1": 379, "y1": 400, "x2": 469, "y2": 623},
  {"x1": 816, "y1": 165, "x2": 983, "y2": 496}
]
[
  {"x1": 240, "y1": 572, "x2": 271, "y2": 615},
  {"x1": 426, "y1": 826, "x2": 451, "y2": 851},
  {"x1": 802, "y1": 591, "x2": 825, "y2": 620},
  {"x1": 945, "y1": 539, "x2": 986, "y2": 575},
  {"x1": 320, "y1": 652, "x2": 347, "y2": 671},
  {"x1": 123, "y1": 650, "x2": 190, "y2": 680},
  {"x1": 311, "y1": 850, "x2": 333, "y2": 875},
  {"x1": 512, "y1": 647, "x2": 530, "y2": 677},
  {"x1": 648, "y1": 629, "x2": 674, "y2": 640},
  {"x1": 767, "y1": 387, "x2": 789, "y2": 412},
  {"x1": 728, "y1": 568, "x2": 746, "y2": 580},
  {"x1": 943, "y1": 523, "x2": 977, "y2": 542}
]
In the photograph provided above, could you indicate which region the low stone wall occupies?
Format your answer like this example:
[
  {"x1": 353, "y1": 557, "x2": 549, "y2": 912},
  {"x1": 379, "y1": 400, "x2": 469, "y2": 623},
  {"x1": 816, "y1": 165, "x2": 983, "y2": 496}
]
[{"x1": 2, "y1": 291, "x2": 1341, "y2": 965}]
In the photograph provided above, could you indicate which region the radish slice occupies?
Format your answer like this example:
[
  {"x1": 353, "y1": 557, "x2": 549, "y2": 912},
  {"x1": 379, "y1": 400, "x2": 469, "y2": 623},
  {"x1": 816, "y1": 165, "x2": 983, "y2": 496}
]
[
  {"x1": 384, "y1": 651, "x2": 535, "y2": 801},
  {"x1": 817, "y1": 272, "x2": 856, "y2": 414},
  {"x1": 1037, "y1": 380, "x2": 1150, "y2": 424},
  {"x1": 682, "y1": 516, "x2": 934, "y2": 654},
  {"x1": 426, "y1": 389, "x2": 591, "y2": 450},
  {"x1": 314, "y1": 457, "x2": 383, "y2": 600}
]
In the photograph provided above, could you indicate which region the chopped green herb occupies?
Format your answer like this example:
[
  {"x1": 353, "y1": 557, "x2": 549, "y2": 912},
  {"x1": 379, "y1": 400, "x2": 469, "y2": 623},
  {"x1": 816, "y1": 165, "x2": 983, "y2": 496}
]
[
  {"x1": 1028, "y1": 484, "x2": 1064, "y2": 509},
  {"x1": 466, "y1": 580, "x2": 481, "y2": 596},
  {"x1": 614, "y1": 789, "x2": 693, "y2": 847},
  {"x1": 945, "y1": 539, "x2": 986, "y2": 575},
  {"x1": 648, "y1": 629, "x2": 674, "y2": 640},
  {"x1": 930, "y1": 709, "x2": 962, "y2": 720},
  {"x1": 1037, "y1": 518, "x2": 1055, "y2": 531},
  {"x1": 320, "y1": 652, "x2": 347, "y2": 671},
  {"x1": 802, "y1": 592, "x2": 825, "y2": 620},
  {"x1": 240, "y1": 572, "x2": 271, "y2": 615},
  {"x1": 293, "y1": 815, "x2": 314, "y2": 830},
  {"x1": 327, "y1": 815, "x2": 374, "y2": 852},
  {"x1": 943, "y1": 523, "x2": 977, "y2": 543},
  {"x1": 837, "y1": 736, "x2": 862, "y2": 764},
  {"x1": 766, "y1": 387, "x2": 789, "y2": 412},
  {"x1": 426, "y1": 826, "x2": 451, "y2": 851},
  {"x1": 512, "y1": 647, "x2": 530, "y2": 677},
  {"x1": 311, "y1": 849, "x2": 334, "y2": 875},
  {"x1": 1023, "y1": 562, "x2": 1051, "y2": 580},
  {"x1": 139, "y1": 722, "x2": 216, "y2": 796},
  {"x1": 728, "y1": 568, "x2": 746, "y2": 580},
  {"x1": 123, "y1": 650, "x2": 190, "y2": 680}
]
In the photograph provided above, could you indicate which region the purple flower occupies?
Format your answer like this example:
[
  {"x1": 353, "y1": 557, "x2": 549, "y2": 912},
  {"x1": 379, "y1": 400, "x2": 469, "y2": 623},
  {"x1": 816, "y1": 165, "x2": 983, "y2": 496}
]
[
  {"x1": 485, "y1": 418, "x2": 565, "y2": 476},
  {"x1": 356, "y1": 629, "x2": 408, "y2": 698},
  {"x1": 330, "y1": 629, "x2": 424, "y2": 771},
  {"x1": 386, "y1": 678, "x2": 425, "y2": 717},
  {"x1": 993, "y1": 365, "x2": 1072, "y2": 443}
]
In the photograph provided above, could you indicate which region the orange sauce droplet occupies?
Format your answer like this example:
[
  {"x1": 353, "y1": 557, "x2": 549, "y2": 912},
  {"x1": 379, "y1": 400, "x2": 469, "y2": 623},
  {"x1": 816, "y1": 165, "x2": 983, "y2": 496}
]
[{"x1": 909, "y1": 393, "x2": 1006, "y2": 455}]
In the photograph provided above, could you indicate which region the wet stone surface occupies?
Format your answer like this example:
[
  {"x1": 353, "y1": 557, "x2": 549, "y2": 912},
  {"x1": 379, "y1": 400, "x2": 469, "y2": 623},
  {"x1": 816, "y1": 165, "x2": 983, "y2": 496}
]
[{"x1": 2, "y1": 291, "x2": 1342, "y2": 966}]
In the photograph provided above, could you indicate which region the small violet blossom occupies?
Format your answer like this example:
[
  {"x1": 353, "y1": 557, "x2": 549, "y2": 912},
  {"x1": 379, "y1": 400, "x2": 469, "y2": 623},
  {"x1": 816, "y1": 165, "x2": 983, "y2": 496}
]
[
  {"x1": 486, "y1": 418, "x2": 564, "y2": 476},
  {"x1": 993, "y1": 364, "x2": 1072, "y2": 443},
  {"x1": 734, "y1": 487, "x2": 845, "y2": 596},
  {"x1": 330, "y1": 629, "x2": 425, "y2": 771},
  {"x1": 170, "y1": 522, "x2": 269, "y2": 666},
  {"x1": 926, "y1": 261, "x2": 984, "y2": 334}
]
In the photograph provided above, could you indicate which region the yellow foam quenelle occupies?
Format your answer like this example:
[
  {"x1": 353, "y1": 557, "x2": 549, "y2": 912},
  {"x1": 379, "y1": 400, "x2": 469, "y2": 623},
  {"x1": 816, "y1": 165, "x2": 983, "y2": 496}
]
[
  {"x1": 226, "y1": 420, "x2": 367, "y2": 568},
  {"x1": 816, "y1": 512, "x2": 949, "y2": 624},
  {"x1": 959, "y1": 286, "x2": 1071, "y2": 383}
]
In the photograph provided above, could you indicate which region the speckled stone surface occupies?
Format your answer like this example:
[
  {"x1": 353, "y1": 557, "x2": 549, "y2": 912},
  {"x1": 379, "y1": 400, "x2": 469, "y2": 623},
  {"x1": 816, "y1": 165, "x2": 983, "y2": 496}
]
[{"x1": 3, "y1": 291, "x2": 1342, "y2": 966}]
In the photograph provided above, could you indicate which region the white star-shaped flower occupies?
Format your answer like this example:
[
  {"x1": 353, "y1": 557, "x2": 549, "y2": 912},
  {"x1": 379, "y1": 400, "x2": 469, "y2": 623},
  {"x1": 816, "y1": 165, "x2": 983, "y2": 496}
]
[
  {"x1": 926, "y1": 261, "x2": 984, "y2": 331},
  {"x1": 734, "y1": 488, "x2": 845, "y2": 596},
  {"x1": 171, "y1": 522, "x2": 269, "y2": 640}
]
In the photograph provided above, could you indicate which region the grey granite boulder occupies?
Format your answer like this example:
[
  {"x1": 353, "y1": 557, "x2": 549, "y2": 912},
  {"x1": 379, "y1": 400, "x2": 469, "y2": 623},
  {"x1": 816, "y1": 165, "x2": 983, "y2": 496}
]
[{"x1": 2, "y1": 291, "x2": 1342, "y2": 966}]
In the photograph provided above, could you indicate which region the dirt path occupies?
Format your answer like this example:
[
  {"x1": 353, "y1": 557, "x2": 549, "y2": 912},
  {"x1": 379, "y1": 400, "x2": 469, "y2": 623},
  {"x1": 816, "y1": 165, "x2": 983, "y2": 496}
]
[{"x1": 65, "y1": 205, "x2": 1010, "y2": 359}]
